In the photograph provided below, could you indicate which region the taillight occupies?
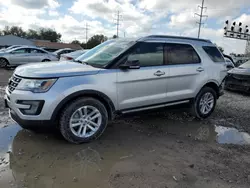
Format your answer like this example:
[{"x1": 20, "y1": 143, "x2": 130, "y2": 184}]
[{"x1": 66, "y1": 57, "x2": 73, "y2": 60}]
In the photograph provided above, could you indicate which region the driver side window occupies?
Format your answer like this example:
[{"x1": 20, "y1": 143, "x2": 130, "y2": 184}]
[
  {"x1": 12, "y1": 48, "x2": 29, "y2": 54},
  {"x1": 128, "y1": 42, "x2": 164, "y2": 67}
]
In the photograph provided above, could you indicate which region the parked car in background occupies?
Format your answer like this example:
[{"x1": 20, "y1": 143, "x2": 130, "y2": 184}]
[
  {"x1": 53, "y1": 48, "x2": 76, "y2": 59},
  {"x1": 5, "y1": 35, "x2": 227, "y2": 144},
  {"x1": 0, "y1": 46, "x2": 58, "y2": 68},
  {"x1": 0, "y1": 45, "x2": 25, "y2": 52},
  {"x1": 59, "y1": 49, "x2": 89, "y2": 61},
  {"x1": 225, "y1": 60, "x2": 250, "y2": 93}
]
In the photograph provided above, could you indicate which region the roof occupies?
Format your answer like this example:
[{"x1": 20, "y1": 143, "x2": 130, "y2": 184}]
[
  {"x1": 138, "y1": 35, "x2": 212, "y2": 43},
  {"x1": 33, "y1": 40, "x2": 82, "y2": 50},
  {"x1": 0, "y1": 35, "x2": 34, "y2": 46}
]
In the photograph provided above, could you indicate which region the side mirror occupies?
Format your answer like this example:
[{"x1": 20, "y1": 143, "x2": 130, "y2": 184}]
[{"x1": 119, "y1": 60, "x2": 140, "y2": 69}]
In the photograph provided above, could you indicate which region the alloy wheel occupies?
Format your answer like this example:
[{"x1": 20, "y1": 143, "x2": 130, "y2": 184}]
[
  {"x1": 69, "y1": 106, "x2": 102, "y2": 138},
  {"x1": 199, "y1": 92, "x2": 215, "y2": 115}
]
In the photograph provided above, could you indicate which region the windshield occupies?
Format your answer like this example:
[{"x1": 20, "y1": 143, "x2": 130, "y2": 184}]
[
  {"x1": 76, "y1": 39, "x2": 135, "y2": 67},
  {"x1": 239, "y1": 60, "x2": 250, "y2": 69}
]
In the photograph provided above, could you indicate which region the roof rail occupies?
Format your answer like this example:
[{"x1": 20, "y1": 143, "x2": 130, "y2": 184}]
[{"x1": 144, "y1": 35, "x2": 211, "y2": 43}]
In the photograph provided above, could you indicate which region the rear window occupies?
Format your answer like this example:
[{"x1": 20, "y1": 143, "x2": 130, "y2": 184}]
[{"x1": 203, "y1": 46, "x2": 224, "y2": 62}]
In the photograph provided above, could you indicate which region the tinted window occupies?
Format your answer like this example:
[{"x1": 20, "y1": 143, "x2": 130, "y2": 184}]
[
  {"x1": 30, "y1": 49, "x2": 45, "y2": 53},
  {"x1": 128, "y1": 42, "x2": 163, "y2": 67},
  {"x1": 165, "y1": 43, "x2": 200, "y2": 65},
  {"x1": 12, "y1": 48, "x2": 29, "y2": 54},
  {"x1": 203, "y1": 46, "x2": 224, "y2": 62}
]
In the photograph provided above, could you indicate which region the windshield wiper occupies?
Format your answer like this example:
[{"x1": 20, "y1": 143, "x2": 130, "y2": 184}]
[
  {"x1": 73, "y1": 59, "x2": 82, "y2": 63},
  {"x1": 73, "y1": 59, "x2": 89, "y2": 65}
]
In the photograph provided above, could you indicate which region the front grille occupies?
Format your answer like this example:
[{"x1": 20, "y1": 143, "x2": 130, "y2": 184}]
[{"x1": 8, "y1": 75, "x2": 22, "y2": 94}]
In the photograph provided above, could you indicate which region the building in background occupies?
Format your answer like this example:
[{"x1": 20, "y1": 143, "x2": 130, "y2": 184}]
[
  {"x1": 0, "y1": 35, "x2": 82, "y2": 52},
  {"x1": 0, "y1": 35, "x2": 34, "y2": 48},
  {"x1": 33, "y1": 40, "x2": 82, "y2": 52}
]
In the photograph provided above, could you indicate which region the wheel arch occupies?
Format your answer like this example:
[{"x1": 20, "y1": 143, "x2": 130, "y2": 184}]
[
  {"x1": 42, "y1": 59, "x2": 51, "y2": 62},
  {"x1": 51, "y1": 90, "x2": 116, "y2": 121},
  {"x1": 0, "y1": 57, "x2": 9, "y2": 65},
  {"x1": 201, "y1": 81, "x2": 220, "y2": 98}
]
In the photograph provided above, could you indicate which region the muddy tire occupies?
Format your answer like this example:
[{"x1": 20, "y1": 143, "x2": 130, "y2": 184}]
[
  {"x1": 191, "y1": 87, "x2": 217, "y2": 119},
  {"x1": 59, "y1": 97, "x2": 108, "y2": 144},
  {"x1": 0, "y1": 58, "x2": 8, "y2": 68}
]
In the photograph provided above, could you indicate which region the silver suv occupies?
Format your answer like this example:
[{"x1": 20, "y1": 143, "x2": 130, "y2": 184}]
[{"x1": 4, "y1": 35, "x2": 227, "y2": 144}]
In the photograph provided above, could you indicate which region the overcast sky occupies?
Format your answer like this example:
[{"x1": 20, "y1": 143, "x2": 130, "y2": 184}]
[{"x1": 0, "y1": 0, "x2": 250, "y2": 54}]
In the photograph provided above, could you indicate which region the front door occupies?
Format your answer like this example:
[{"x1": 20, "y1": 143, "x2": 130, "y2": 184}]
[
  {"x1": 117, "y1": 42, "x2": 169, "y2": 110},
  {"x1": 9, "y1": 48, "x2": 30, "y2": 65}
]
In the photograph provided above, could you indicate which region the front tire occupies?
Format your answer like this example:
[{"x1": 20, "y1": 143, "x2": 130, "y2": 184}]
[
  {"x1": 0, "y1": 58, "x2": 8, "y2": 68},
  {"x1": 192, "y1": 87, "x2": 217, "y2": 119},
  {"x1": 59, "y1": 98, "x2": 108, "y2": 144}
]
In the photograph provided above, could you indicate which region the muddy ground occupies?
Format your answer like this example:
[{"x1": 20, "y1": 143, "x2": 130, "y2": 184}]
[{"x1": 0, "y1": 69, "x2": 250, "y2": 188}]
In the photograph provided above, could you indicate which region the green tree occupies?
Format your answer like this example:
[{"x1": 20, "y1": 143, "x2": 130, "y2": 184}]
[
  {"x1": 113, "y1": 35, "x2": 118, "y2": 39},
  {"x1": 2, "y1": 26, "x2": 26, "y2": 37},
  {"x1": 86, "y1": 34, "x2": 108, "y2": 49},
  {"x1": 38, "y1": 28, "x2": 61, "y2": 42},
  {"x1": 26, "y1": 29, "x2": 40, "y2": 39},
  {"x1": 71, "y1": 40, "x2": 81, "y2": 45}
]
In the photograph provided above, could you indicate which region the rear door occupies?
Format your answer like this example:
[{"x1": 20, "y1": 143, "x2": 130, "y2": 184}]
[
  {"x1": 29, "y1": 48, "x2": 47, "y2": 62},
  {"x1": 9, "y1": 48, "x2": 30, "y2": 65},
  {"x1": 165, "y1": 42, "x2": 205, "y2": 101},
  {"x1": 117, "y1": 41, "x2": 169, "y2": 110}
]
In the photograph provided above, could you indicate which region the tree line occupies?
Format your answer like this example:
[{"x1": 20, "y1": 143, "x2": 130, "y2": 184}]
[
  {"x1": 0, "y1": 26, "x2": 62, "y2": 42},
  {"x1": 0, "y1": 26, "x2": 118, "y2": 49}
]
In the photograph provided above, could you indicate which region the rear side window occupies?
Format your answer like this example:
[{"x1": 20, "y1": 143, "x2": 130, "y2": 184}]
[
  {"x1": 165, "y1": 43, "x2": 201, "y2": 65},
  {"x1": 203, "y1": 46, "x2": 224, "y2": 62}
]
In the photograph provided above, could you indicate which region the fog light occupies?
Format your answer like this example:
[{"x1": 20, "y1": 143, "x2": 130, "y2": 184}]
[{"x1": 17, "y1": 100, "x2": 44, "y2": 115}]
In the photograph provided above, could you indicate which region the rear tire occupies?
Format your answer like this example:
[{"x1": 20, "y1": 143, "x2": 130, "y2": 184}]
[
  {"x1": 59, "y1": 97, "x2": 108, "y2": 144},
  {"x1": 42, "y1": 59, "x2": 50, "y2": 62},
  {"x1": 0, "y1": 58, "x2": 8, "y2": 68},
  {"x1": 191, "y1": 87, "x2": 217, "y2": 119}
]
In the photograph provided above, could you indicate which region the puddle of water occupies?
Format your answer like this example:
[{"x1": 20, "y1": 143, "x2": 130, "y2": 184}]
[
  {"x1": 215, "y1": 125, "x2": 250, "y2": 145},
  {"x1": 0, "y1": 126, "x2": 139, "y2": 188},
  {"x1": 0, "y1": 124, "x2": 21, "y2": 155}
]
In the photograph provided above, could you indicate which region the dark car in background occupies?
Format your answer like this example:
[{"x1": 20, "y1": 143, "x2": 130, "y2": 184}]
[
  {"x1": 52, "y1": 48, "x2": 76, "y2": 59},
  {"x1": 225, "y1": 60, "x2": 250, "y2": 93}
]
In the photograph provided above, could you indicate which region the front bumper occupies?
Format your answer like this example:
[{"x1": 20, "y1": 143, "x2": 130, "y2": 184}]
[
  {"x1": 225, "y1": 74, "x2": 250, "y2": 93},
  {"x1": 4, "y1": 86, "x2": 60, "y2": 121},
  {"x1": 5, "y1": 93, "x2": 55, "y2": 128},
  {"x1": 9, "y1": 109, "x2": 55, "y2": 128}
]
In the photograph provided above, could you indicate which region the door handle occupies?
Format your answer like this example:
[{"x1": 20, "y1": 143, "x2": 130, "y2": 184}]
[
  {"x1": 196, "y1": 67, "x2": 204, "y2": 72},
  {"x1": 154, "y1": 70, "x2": 165, "y2": 76}
]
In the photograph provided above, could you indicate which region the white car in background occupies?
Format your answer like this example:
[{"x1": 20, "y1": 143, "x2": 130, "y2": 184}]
[{"x1": 60, "y1": 50, "x2": 89, "y2": 61}]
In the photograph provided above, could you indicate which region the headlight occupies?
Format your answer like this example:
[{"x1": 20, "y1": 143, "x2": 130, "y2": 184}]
[{"x1": 16, "y1": 79, "x2": 57, "y2": 93}]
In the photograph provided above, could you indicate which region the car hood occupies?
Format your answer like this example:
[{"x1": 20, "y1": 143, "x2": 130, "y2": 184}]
[
  {"x1": 228, "y1": 67, "x2": 250, "y2": 76},
  {"x1": 14, "y1": 61, "x2": 101, "y2": 78}
]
